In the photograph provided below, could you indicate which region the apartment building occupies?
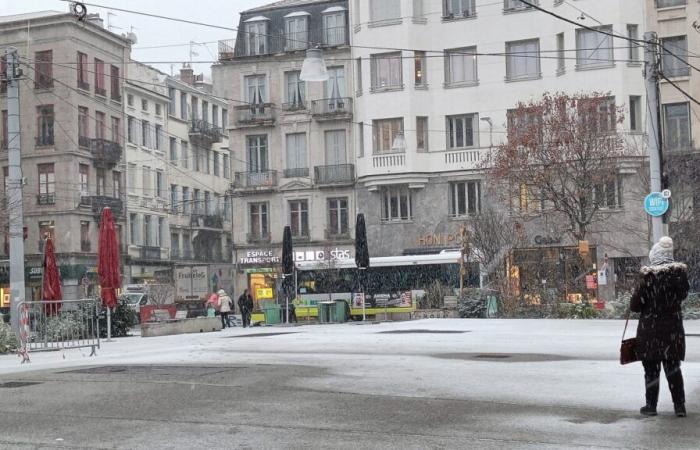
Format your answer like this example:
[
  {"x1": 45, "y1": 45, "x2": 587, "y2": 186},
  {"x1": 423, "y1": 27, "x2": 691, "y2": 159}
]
[
  {"x1": 212, "y1": 0, "x2": 355, "y2": 306},
  {"x1": 351, "y1": 0, "x2": 650, "y2": 301},
  {"x1": 0, "y1": 11, "x2": 130, "y2": 302}
]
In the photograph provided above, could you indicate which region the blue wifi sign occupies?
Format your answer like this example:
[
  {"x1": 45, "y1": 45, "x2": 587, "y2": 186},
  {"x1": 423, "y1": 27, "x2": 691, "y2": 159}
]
[{"x1": 644, "y1": 192, "x2": 669, "y2": 217}]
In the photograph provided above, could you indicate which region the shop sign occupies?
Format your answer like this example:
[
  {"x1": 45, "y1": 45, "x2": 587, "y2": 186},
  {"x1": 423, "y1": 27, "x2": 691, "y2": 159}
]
[
  {"x1": 294, "y1": 248, "x2": 352, "y2": 262},
  {"x1": 239, "y1": 250, "x2": 280, "y2": 266},
  {"x1": 534, "y1": 235, "x2": 561, "y2": 245},
  {"x1": 256, "y1": 287, "x2": 273, "y2": 299},
  {"x1": 417, "y1": 233, "x2": 458, "y2": 247},
  {"x1": 26, "y1": 267, "x2": 43, "y2": 281}
]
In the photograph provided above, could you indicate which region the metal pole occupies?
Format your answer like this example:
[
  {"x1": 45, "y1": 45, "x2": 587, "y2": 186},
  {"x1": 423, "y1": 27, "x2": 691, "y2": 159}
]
[
  {"x1": 6, "y1": 48, "x2": 26, "y2": 335},
  {"x1": 644, "y1": 32, "x2": 663, "y2": 243}
]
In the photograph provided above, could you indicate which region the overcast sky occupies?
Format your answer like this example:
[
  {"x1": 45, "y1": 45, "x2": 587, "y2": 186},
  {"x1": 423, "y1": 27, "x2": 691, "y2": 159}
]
[{"x1": 1, "y1": 0, "x2": 269, "y2": 77}]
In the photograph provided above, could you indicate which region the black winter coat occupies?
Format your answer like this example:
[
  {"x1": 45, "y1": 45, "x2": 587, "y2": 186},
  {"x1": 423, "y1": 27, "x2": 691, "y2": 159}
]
[{"x1": 630, "y1": 262, "x2": 689, "y2": 361}]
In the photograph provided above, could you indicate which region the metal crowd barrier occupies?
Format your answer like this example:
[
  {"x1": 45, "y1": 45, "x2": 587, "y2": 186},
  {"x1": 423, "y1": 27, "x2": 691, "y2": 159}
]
[{"x1": 16, "y1": 299, "x2": 100, "y2": 363}]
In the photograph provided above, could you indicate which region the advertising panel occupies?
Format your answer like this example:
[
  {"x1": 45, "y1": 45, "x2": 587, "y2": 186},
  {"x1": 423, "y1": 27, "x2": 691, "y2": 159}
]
[{"x1": 175, "y1": 266, "x2": 209, "y2": 301}]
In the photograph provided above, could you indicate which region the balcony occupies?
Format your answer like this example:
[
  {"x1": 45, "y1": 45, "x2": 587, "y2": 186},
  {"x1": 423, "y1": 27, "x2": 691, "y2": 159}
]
[
  {"x1": 79, "y1": 195, "x2": 123, "y2": 216},
  {"x1": 233, "y1": 171, "x2": 278, "y2": 192},
  {"x1": 283, "y1": 167, "x2": 309, "y2": 178},
  {"x1": 234, "y1": 104, "x2": 275, "y2": 127},
  {"x1": 188, "y1": 119, "x2": 223, "y2": 145},
  {"x1": 139, "y1": 246, "x2": 161, "y2": 260},
  {"x1": 190, "y1": 213, "x2": 224, "y2": 230},
  {"x1": 246, "y1": 232, "x2": 271, "y2": 244},
  {"x1": 218, "y1": 39, "x2": 236, "y2": 61},
  {"x1": 37, "y1": 193, "x2": 55, "y2": 205},
  {"x1": 314, "y1": 164, "x2": 355, "y2": 186},
  {"x1": 311, "y1": 97, "x2": 353, "y2": 121},
  {"x1": 95, "y1": 87, "x2": 107, "y2": 97},
  {"x1": 35, "y1": 135, "x2": 54, "y2": 147},
  {"x1": 90, "y1": 138, "x2": 122, "y2": 168},
  {"x1": 281, "y1": 101, "x2": 308, "y2": 113}
]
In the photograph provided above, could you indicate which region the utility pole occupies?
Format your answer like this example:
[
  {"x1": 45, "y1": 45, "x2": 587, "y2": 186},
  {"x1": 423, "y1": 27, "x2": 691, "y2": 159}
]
[
  {"x1": 644, "y1": 32, "x2": 664, "y2": 244},
  {"x1": 459, "y1": 225, "x2": 470, "y2": 292},
  {"x1": 5, "y1": 47, "x2": 25, "y2": 334}
]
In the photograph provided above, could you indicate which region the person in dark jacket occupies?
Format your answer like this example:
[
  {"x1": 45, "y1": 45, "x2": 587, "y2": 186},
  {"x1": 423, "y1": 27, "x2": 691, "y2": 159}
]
[
  {"x1": 238, "y1": 289, "x2": 253, "y2": 328},
  {"x1": 630, "y1": 236, "x2": 689, "y2": 417}
]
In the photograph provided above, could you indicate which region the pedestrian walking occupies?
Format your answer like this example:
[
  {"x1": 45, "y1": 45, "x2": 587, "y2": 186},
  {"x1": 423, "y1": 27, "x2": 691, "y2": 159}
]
[
  {"x1": 238, "y1": 289, "x2": 253, "y2": 328},
  {"x1": 218, "y1": 289, "x2": 232, "y2": 329},
  {"x1": 630, "y1": 236, "x2": 689, "y2": 417}
]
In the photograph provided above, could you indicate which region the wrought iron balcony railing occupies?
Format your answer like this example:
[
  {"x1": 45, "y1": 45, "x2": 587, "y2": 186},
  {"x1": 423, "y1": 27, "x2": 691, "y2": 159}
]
[
  {"x1": 283, "y1": 167, "x2": 309, "y2": 178},
  {"x1": 79, "y1": 195, "x2": 123, "y2": 216},
  {"x1": 234, "y1": 104, "x2": 275, "y2": 126},
  {"x1": 188, "y1": 119, "x2": 223, "y2": 144},
  {"x1": 311, "y1": 97, "x2": 352, "y2": 120},
  {"x1": 90, "y1": 138, "x2": 122, "y2": 168},
  {"x1": 314, "y1": 164, "x2": 355, "y2": 185},
  {"x1": 233, "y1": 171, "x2": 278, "y2": 190},
  {"x1": 37, "y1": 193, "x2": 55, "y2": 205}
]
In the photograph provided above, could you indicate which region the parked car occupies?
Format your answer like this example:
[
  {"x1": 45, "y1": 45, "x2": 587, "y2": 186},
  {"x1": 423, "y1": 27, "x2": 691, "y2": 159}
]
[{"x1": 121, "y1": 293, "x2": 149, "y2": 320}]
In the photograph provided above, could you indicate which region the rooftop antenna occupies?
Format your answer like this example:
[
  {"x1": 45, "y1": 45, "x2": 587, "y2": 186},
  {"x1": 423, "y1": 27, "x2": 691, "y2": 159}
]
[
  {"x1": 189, "y1": 41, "x2": 199, "y2": 63},
  {"x1": 106, "y1": 12, "x2": 121, "y2": 31}
]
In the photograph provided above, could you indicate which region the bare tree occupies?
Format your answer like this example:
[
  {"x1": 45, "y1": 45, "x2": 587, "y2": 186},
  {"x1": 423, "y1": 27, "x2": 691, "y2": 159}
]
[{"x1": 146, "y1": 284, "x2": 175, "y2": 307}]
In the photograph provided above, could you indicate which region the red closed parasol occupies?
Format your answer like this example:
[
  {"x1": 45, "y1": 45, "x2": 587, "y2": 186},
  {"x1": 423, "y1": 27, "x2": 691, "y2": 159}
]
[
  {"x1": 42, "y1": 237, "x2": 62, "y2": 315},
  {"x1": 98, "y1": 207, "x2": 120, "y2": 309}
]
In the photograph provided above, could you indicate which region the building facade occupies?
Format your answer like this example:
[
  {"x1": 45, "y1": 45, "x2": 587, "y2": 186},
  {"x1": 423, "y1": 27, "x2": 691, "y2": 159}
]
[
  {"x1": 212, "y1": 0, "x2": 355, "y2": 309},
  {"x1": 351, "y1": 0, "x2": 650, "y2": 302},
  {"x1": 0, "y1": 11, "x2": 130, "y2": 304}
]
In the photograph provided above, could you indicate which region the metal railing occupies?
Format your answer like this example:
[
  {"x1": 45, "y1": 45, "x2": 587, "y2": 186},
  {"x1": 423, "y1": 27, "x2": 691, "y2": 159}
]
[
  {"x1": 37, "y1": 193, "x2": 55, "y2": 205},
  {"x1": 314, "y1": 164, "x2": 355, "y2": 185},
  {"x1": 90, "y1": 138, "x2": 122, "y2": 167},
  {"x1": 234, "y1": 104, "x2": 275, "y2": 125},
  {"x1": 79, "y1": 195, "x2": 123, "y2": 216},
  {"x1": 190, "y1": 213, "x2": 224, "y2": 229},
  {"x1": 311, "y1": 97, "x2": 353, "y2": 118},
  {"x1": 284, "y1": 167, "x2": 309, "y2": 178},
  {"x1": 234, "y1": 170, "x2": 278, "y2": 189},
  {"x1": 189, "y1": 119, "x2": 223, "y2": 143},
  {"x1": 16, "y1": 298, "x2": 100, "y2": 362}
]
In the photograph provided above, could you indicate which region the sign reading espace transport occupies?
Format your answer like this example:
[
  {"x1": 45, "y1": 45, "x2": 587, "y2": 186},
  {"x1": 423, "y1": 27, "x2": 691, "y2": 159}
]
[{"x1": 644, "y1": 192, "x2": 669, "y2": 217}]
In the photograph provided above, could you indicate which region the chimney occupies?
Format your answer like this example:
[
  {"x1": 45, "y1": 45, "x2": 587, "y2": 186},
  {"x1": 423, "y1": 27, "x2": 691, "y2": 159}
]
[
  {"x1": 85, "y1": 13, "x2": 104, "y2": 28},
  {"x1": 180, "y1": 63, "x2": 194, "y2": 86}
]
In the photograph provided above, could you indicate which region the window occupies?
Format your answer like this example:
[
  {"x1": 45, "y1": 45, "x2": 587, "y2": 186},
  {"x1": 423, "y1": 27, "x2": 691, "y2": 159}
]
[
  {"x1": 247, "y1": 135, "x2": 268, "y2": 172},
  {"x1": 155, "y1": 104, "x2": 162, "y2": 116},
  {"x1": 77, "y1": 52, "x2": 89, "y2": 89},
  {"x1": 155, "y1": 124, "x2": 163, "y2": 151},
  {"x1": 170, "y1": 138, "x2": 178, "y2": 164},
  {"x1": 285, "y1": 14, "x2": 308, "y2": 51},
  {"x1": 328, "y1": 198, "x2": 349, "y2": 236},
  {"x1": 113, "y1": 172, "x2": 121, "y2": 198},
  {"x1": 323, "y1": 11, "x2": 346, "y2": 46},
  {"x1": 445, "y1": 47, "x2": 477, "y2": 86},
  {"x1": 191, "y1": 97, "x2": 198, "y2": 120},
  {"x1": 285, "y1": 71, "x2": 305, "y2": 107},
  {"x1": 504, "y1": 0, "x2": 536, "y2": 11},
  {"x1": 249, "y1": 203, "x2": 269, "y2": 239},
  {"x1": 213, "y1": 152, "x2": 220, "y2": 176},
  {"x1": 356, "y1": 58, "x2": 363, "y2": 93},
  {"x1": 245, "y1": 20, "x2": 268, "y2": 56},
  {"x1": 34, "y1": 50, "x2": 53, "y2": 89},
  {"x1": 141, "y1": 99, "x2": 148, "y2": 112},
  {"x1": 371, "y1": 52, "x2": 402, "y2": 90},
  {"x1": 629, "y1": 96, "x2": 641, "y2": 132},
  {"x1": 141, "y1": 120, "x2": 150, "y2": 147},
  {"x1": 181, "y1": 141, "x2": 189, "y2": 169},
  {"x1": 170, "y1": 185, "x2": 179, "y2": 213},
  {"x1": 37, "y1": 163, "x2": 55, "y2": 204},
  {"x1": 627, "y1": 25, "x2": 640, "y2": 62},
  {"x1": 81, "y1": 221, "x2": 90, "y2": 252},
  {"x1": 180, "y1": 91, "x2": 188, "y2": 120},
  {"x1": 413, "y1": 0, "x2": 424, "y2": 18},
  {"x1": 518, "y1": 184, "x2": 543, "y2": 213},
  {"x1": 223, "y1": 154, "x2": 230, "y2": 178},
  {"x1": 168, "y1": 87, "x2": 176, "y2": 115},
  {"x1": 156, "y1": 171, "x2": 164, "y2": 198},
  {"x1": 447, "y1": 114, "x2": 478, "y2": 148},
  {"x1": 36, "y1": 105, "x2": 54, "y2": 146},
  {"x1": 127, "y1": 94, "x2": 134, "y2": 107},
  {"x1": 204, "y1": 150, "x2": 211, "y2": 174},
  {"x1": 381, "y1": 186, "x2": 412, "y2": 221},
  {"x1": 576, "y1": 26, "x2": 613, "y2": 69},
  {"x1": 416, "y1": 117, "x2": 428, "y2": 152},
  {"x1": 444, "y1": 0, "x2": 475, "y2": 18},
  {"x1": 111, "y1": 117, "x2": 120, "y2": 142},
  {"x1": 171, "y1": 233, "x2": 180, "y2": 257},
  {"x1": 96, "y1": 168, "x2": 106, "y2": 196},
  {"x1": 370, "y1": 0, "x2": 401, "y2": 23},
  {"x1": 373, "y1": 118, "x2": 404, "y2": 153},
  {"x1": 222, "y1": 109, "x2": 228, "y2": 129},
  {"x1": 450, "y1": 181, "x2": 481, "y2": 216},
  {"x1": 142, "y1": 166, "x2": 151, "y2": 196},
  {"x1": 245, "y1": 75, "x2": 267, "y2": 103},
  {"x1": 506, "y1": 39, "x2": 540, "y2": 80},
  {"x1": 158, "y1": 217, "x2": 165, "y2": 247},
  {"x1": 94, "y1": 58, "x2": 105, "y2": 96},
  {"x1": 183, "y1": 232, "x2": 192, "y2": 257},
  {"x1": 325, "y1": 130, "x2": 347, "y2": 164},
  {"x1": 212, "y1": 105, "x2": 219, "y2": 127},
  {"x1": 95, "y1": 111, "x2": 105, "y2": 140},
  {"x1": 182, "y1": 187, "x2": 191, "y2": 214},
  {"x1": 507, "y1": 107, "x2": 542, "y2": 140},
  {"x1": 326, "y1": 66, "x2": 347, "y2": 98},
  {"x1": 414, "y1": 51, "x2": 426, "y2": 87},
  {"x1": 78, "y1": 107, "x2": 89, "y2": 146},
  {"x1": 580, "y1": 97, "x2": 616, "y2": 134},
  {"x1": 143, "y1": 215, "x2": 152, "y2": 246},
  {"x1": 661, "y1": 36, "x2": 689, "y2": 77},
  {"x1": 556, "y1": 33, "x2": 565, "y2": 74},
  {"x1": 127, "y1": 116, "x2": 137, "y2": 144},
  {"x1": 79, "y1": 164, "x2": 89, "y2": 197},
  {"x1": 110, "y1": 65, "x2": 120, "y2": 101},
  {"x1": 127, "y1": 163, "x2": 136, "y2": 194},
  {"x1": 194, "y1": 189, "x2": 201, "y2": 214},
  {"x1": 656, "y1": 0, "x2": 686, "y2": 7},
  {"x1": 594, "y1": 176, "x2": 623, "y2": 209},
  {"x1": 358, "y1": 122, "x2": 365, "y2": 157},
  {"x1": 289, "y1": 200, "x2": 309, "y2": 238},
  {"x1": 663, "y1": 103, "x2": 691, "y2": 152},
  {"x1": 39, "y1": 221, "x2": 55, "y2": 244}
]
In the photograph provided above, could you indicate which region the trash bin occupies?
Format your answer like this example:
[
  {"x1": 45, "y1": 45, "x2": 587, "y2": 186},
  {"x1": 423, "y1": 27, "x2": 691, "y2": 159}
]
[
  {"x1": 263, "y1": 304, "x2": 281, "y2": 325},
  {"x1": 333, "y1": 300, "x2": 348, "y2": 323},
  {"x1": 318, "y1": 301, "x2": 334, "y2": 323},
  {"x1": 486, "y1": 296, "x2": 498, "y2": 318}
]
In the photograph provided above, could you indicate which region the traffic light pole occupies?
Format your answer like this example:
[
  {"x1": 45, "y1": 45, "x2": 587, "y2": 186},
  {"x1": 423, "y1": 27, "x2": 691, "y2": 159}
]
[{"x1": 5, "y1": 47, "x2": 26, "y2": 334}]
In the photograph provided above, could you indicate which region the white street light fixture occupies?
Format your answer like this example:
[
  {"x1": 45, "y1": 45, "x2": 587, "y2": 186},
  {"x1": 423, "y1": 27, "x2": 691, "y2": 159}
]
[{"x1": 300, "y1": 48, "x2": 328, "y2": 81}]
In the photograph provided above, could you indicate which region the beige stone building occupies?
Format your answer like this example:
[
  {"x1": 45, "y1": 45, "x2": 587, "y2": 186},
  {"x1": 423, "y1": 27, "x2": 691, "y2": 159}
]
[{"x1": 0, "y1": 11, "x2": 130, "y2": 303}]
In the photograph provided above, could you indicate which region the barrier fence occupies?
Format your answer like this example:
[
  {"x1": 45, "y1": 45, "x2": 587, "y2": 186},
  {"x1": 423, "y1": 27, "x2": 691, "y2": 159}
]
[{"x1": 17, "y1": 299, "x2": 100, "y2": 363}]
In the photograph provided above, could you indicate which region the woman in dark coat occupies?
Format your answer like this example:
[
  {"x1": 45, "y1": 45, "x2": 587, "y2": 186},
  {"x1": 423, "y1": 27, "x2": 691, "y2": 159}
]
[{"x1": 630, "y1": 236, "x2": 689, "y2": 417}]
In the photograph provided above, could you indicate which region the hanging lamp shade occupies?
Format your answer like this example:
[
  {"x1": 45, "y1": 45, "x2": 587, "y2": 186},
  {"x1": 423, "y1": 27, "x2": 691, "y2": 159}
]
[
  {"x1": 300, "y1": 48, "x2": 329, "y2": 81},
  {"x1": 391, "y1": 132, "x2": 406, "y2": 152}
]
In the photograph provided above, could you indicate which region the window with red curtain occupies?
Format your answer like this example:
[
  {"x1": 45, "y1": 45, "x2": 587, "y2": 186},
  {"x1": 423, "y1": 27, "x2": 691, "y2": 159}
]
[
  {"x1": 110, "y1": 65, "x2": 121, "y2": 101},
  {"x1": 94, "y1": 58, "x2": 105, "y2": 95},
  {"x1": 77, "y1": 52, "x2": 89, "y2": 89},
  {"x1": 34, "y1": 50, "x2": 53, "y2": 89}
]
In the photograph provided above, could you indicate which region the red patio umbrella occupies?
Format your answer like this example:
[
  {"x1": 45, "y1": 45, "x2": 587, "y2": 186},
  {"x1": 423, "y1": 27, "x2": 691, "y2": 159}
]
[
  {"x1": 98, "y1": 207, "x2": 120, "y2": 311},
  {"x1": 42, "y1": 237, "x2": 62, "y2": 315}
]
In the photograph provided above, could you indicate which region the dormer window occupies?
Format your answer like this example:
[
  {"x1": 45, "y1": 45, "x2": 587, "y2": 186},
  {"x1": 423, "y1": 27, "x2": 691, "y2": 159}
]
[
  {"x1": 322, "y1": 7, "x2": 347, "y2": 46},
  {"x1": 284, "y1": 12, "x2": 309, "y2": 51},
  {"x1": 244, "y1": 16, "x2": 269, "y2": 56}
]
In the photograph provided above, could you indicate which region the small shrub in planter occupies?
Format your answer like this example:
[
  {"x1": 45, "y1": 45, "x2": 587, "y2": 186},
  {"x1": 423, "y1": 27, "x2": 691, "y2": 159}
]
[
  {"x1": 457, "y1": 289, "x2": 489, "y2": 318},
  {"x1": 0, "y1": 322, "x2": 19, "y2": 354},
  {"x1": 97, "y1": 297, "x2": 137, "y2": 338}
]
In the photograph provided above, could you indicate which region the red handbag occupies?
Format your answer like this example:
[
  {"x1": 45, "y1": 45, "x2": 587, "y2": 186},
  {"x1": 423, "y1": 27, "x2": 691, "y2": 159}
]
[{"x1": 620, "y1": 310, "x2": 638, "y2": 365}]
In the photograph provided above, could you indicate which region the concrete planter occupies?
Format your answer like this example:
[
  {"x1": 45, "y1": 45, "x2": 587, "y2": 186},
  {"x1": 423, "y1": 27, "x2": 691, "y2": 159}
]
[
  {"x1": 141, "y1": 317, "x2": 222, "y2": 338},
  {"x1": 411, "y1": 309, "x2": 459, "y2": 320}
]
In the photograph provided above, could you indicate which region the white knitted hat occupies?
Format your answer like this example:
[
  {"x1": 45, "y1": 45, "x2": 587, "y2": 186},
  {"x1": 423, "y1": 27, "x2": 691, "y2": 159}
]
[{"x1": 649, "y1": 236, "x2": 674, "y2": 265}]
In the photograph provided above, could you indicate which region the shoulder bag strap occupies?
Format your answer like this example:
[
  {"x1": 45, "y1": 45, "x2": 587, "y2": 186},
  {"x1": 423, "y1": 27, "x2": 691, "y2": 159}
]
[{"x1": 621, "y1": 306, "x2": 631, "y2": 341}]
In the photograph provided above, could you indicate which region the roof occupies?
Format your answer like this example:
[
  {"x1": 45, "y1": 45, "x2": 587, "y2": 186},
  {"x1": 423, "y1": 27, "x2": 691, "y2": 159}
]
[
  {"x1": 0, "y1": 10, "x2": 65, "y2": 24},
  {"x1": 244, "y1": 0, "x2": 334, "y2": 14}
]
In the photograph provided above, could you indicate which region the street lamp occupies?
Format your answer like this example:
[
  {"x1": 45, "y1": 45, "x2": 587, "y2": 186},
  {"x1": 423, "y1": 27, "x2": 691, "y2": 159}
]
[{"x1": 300, "y1": 48, "x2": 329, "y2": 82}]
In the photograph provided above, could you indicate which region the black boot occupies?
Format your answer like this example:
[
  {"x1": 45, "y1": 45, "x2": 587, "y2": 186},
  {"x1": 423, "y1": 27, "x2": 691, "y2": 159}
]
[
  {"x1": 640, "y1": 404, "x2": 657, "y2": 416},
  {"x1": 674, "y1": 403, "x2": 686, "y2": 417}
]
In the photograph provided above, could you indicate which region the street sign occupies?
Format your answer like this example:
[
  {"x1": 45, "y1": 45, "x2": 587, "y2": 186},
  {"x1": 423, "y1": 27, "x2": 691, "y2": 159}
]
[
  {"x1": 644, "y1": 192, "x2": 669, "y2": 217},
  {"x1": 661, "y1": 189, "x2": 672, "y2": 199}
]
